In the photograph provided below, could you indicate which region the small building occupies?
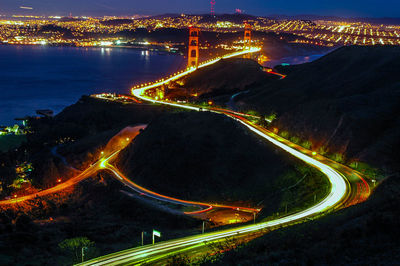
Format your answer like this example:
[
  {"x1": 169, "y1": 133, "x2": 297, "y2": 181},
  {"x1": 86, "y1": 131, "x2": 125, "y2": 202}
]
[{"x1": 15, "y1": 116, "x2": 30, "y2": 127}]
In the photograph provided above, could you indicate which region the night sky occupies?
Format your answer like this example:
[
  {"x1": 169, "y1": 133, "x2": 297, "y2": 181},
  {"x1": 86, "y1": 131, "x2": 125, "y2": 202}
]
[{"x1": 1, "y1": 0, "x2": 399, "y2": 17}]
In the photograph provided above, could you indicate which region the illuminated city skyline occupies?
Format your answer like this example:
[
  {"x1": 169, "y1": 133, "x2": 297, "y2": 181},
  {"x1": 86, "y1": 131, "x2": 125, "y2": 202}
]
[{"x1": 1, "y1": 0, "x2": 399, "y2": 17}]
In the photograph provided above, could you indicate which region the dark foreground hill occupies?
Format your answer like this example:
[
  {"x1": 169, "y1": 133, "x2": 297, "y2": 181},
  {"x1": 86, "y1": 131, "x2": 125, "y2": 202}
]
[
  {"x1": 118, "y1": 111, "x2": 289, "y2": 204},
  {"x1": 238, "y1": 46, "x2": 400, "y2": 173},
  {"x1": 118, "y1": 111, "x2": 329, "y2": 215}
]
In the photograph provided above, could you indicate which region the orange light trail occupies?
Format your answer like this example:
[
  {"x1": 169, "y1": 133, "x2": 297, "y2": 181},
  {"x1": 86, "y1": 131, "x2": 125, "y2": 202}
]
[{"x1": 104, "y1": 163, "x2": 259, "y2": 215}]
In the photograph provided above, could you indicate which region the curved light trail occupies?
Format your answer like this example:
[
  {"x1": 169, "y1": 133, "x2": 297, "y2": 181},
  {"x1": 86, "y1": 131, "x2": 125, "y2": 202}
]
[
  {"x1": 0, "y1": 152, "x2": 117, "y2": 206},
  {"x1": 102, "y1": 163, "x2": 259, "y2": 215},
  {"x1": 78, "y1": 49, "x2": 371, "y2": 265}
]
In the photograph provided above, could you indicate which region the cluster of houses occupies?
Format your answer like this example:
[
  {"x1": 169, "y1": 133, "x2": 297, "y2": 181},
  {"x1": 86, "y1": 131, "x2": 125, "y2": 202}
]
[{"x1": 0, "y1": 109, "x2": 54, "y2": 136}]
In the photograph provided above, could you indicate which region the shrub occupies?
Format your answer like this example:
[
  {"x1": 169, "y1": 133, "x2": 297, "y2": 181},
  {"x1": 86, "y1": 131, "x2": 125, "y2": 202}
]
[
  {"x1": 58, "y1": 237, "x2": 96, "y2": 263},
  {"x1": 280, "y1": 131, "x2": 289, "y2": 139}
]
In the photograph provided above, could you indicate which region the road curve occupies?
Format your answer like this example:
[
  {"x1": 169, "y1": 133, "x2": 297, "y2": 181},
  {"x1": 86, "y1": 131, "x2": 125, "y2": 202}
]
[
  {"x1": 76, "y1": 98, "x2": 354, "y2": 265},
  {"x1": 103, "y1": 163, "x2": 260, "y2": 215},
  {"x1": 78, "y1": 49, "x2": 370, "y2": 264}
]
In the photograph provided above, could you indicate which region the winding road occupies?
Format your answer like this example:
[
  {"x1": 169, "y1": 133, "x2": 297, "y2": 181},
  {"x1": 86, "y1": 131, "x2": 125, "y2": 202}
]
[
  {"x1": 77, "y1": 49, "x2": 371, "y2": 265},
  {"x1": 0, "y1": 48, "x2": 371, "y2": 265}
]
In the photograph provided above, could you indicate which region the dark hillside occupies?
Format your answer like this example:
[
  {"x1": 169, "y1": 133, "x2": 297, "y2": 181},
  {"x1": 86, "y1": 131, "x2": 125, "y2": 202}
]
[
  {"x1": 117, "y1": 111, "x2": 330, "y2": 214},
  {"x1": 118, "y1": 111, "x2": 290, "y2": 204},
  {"x1": 180, "y1": 58, "x2": 279, "y2": 98},
  {"x1": 236, "y1": 46, "x2": 400, "y2": 172},
  {"x1": 1, "y1": 96, "x2": 171, "y2": 190}
]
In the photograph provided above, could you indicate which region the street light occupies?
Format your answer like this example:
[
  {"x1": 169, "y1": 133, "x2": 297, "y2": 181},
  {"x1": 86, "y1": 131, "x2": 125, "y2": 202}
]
[
  {"x1": 82, "y1": 246, "x2": 88, "y2": 262},
  {"x1": 152, "y1": 229, "x2": 161, "y2": 245},
  {"x1": 141, "y1": 231, "x2": 146, "y2": 246}
]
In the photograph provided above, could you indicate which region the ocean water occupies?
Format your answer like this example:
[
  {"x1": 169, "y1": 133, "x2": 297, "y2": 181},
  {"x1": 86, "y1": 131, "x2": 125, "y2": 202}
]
[{"x1": 0, "y1": 45, "x2": 185, "y2": 125}]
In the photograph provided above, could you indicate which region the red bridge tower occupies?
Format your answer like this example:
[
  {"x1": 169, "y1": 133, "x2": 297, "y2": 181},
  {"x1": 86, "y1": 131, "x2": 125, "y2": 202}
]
[
  {"x1": 244, "y1": 23, "x2": 252, "y2": 58},
  {"x1": 188, "y1": 27, "x2": 200, "y2": 68},
  {"x1": 244, "y1": 23, "x2": 252, "y2": 50}
]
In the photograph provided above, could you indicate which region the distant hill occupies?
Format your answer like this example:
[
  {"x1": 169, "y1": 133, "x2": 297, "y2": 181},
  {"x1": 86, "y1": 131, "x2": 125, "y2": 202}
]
[
  {"x1": 269, "y1": 14, "x2": 400, "y2": 25},
  {"x1": 198, "y1": 14, "x2": 258, "y2": 24},
  {"x1": 38, "y1": 24, "x2": 74, "y2": 39},
  {"x1": 100, "y1": 19, "x2": 133, "y2": 26}
]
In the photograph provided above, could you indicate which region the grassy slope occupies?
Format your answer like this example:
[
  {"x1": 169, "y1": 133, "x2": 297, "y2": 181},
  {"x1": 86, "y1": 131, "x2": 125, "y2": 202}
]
[{"x1": 239, "y1": 46, "x2": 400, "y2": 172}]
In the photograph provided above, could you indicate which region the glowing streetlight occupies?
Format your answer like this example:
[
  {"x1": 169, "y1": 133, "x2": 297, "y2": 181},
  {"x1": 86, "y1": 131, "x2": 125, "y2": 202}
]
[
  {"x1": 99, "y1": 159, "x2": 106, "y2": 169},
  {"x1": 152, "y1": 229, "x2": 161, "y2": 245}
]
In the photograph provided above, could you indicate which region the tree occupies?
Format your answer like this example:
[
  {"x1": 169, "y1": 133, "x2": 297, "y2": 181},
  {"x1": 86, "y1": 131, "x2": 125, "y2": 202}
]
[{"x1": 58, "y1": 237, "x2": 95, "y2": 263}]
